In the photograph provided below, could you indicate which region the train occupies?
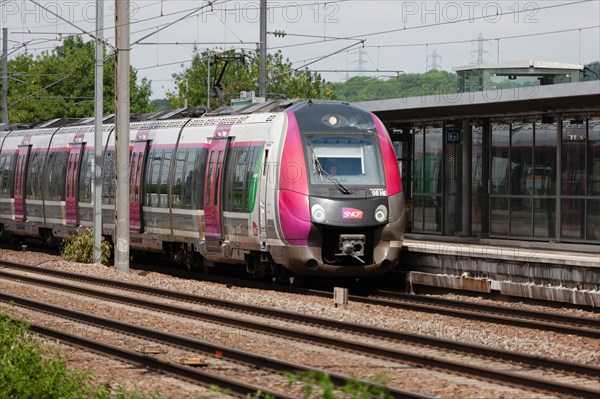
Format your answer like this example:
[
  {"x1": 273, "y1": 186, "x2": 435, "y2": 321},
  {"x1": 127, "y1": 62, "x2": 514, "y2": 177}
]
[{"x1": 0, "y1": 99, "x2": 405, "y2": 280}]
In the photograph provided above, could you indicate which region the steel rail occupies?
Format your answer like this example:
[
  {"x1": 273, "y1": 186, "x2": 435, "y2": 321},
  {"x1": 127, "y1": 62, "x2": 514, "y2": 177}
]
[
  {"x1": 1, "y1": 266, "x2": 598, "y2": 378},
  {"x1": 25, "y1": 323, "x2": 294, "y2": 399},
  {"x1": 2, "y1": 260, "x2": 598, "y2": 338},
  {"x1": 1, "y1": 271, "x2": 599, "y2": 398},
  {"x1": 368, "y1": 289, "x2": 600, "y2": 330},
  {"x1": 7, "y1": 257, "x2": 596, "y2": 337},
  {"x1": 0, "y1": 265, "x2": 598, "y2": 378},
  {"x1": 0, "y1": 292, "x2": 431, "y2": 399}
]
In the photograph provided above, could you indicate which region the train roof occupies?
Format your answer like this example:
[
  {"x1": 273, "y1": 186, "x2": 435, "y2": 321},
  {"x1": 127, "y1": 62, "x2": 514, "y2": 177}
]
[{"x1": 0, "y1": 99, "x2": 312, "y2": 132}]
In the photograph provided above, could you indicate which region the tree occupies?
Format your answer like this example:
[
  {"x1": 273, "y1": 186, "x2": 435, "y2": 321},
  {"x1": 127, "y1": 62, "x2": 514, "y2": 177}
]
[
  {"x1": 583, "y1": 61, "x2": 600, "y2": 81},
  {"x1": 331, "y1": 70, "x2": 458, "y2": 102},
  {"x1": 4, "y1": 36, "x2": 153, "y2": 123},
  {"x1": 167, "y1": 48, "x2": 334, "y2": 109}
]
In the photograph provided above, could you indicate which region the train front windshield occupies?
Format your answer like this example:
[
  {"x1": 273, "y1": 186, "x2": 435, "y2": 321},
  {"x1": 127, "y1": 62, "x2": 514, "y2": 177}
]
[
  {"x1": 305, "y1": 136, "x2": 384, "y2": 186},
  {"x1": 291, "y1": 101, "x2": 385, "y2": 187}
]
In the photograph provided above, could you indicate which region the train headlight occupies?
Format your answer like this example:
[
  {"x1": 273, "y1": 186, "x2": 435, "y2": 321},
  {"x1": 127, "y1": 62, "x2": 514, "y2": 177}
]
[
  {"x1": 374, "y1": 205, "x2": 388, "y2": 222},
  {"x1": 311, "y1": 204, "x2": 327, "y2": 223}
]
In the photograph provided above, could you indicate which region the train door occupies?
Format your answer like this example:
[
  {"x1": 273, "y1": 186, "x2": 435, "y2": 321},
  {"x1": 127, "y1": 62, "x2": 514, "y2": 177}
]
[
  {"x1": 65, "y1": 142, "x2": 84, "y2": 226},
  {"x1": 129, "y1": 140, "x2": 149, "y2": 232},
  {"x1": 203, "y1": 135, "x2": 230, "y2": 240},
  {"x1": 258, "y1": 144, "x2": 271, "y2": 238},
  {"x1": 14, "y1": 144, "x2": 31, "y2": 221}
]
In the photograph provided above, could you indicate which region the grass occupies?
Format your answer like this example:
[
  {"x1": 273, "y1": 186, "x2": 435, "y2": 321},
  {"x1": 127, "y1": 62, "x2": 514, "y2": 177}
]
[{"x1": 0, "y1": 310, "x2": 160, "y2": 399}]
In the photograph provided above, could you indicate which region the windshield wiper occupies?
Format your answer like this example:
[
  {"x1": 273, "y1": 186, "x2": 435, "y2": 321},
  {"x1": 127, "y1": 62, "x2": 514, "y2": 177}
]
[{"x1": 309, "y1": 143, "x2": 351, "y2": 195}]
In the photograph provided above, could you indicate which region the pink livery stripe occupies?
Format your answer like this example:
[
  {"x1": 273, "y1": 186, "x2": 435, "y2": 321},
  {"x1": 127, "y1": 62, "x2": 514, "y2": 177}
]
[
  {"x1": 374, "y1": 115, "x2": 402, "y2": 196},
  {"x1": 278, "y1": 110, "x2": 311, "y2": 246}
]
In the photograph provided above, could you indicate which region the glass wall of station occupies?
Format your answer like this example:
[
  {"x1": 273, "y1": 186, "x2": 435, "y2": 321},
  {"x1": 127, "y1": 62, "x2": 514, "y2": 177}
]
[
  {"x1": 411, "y1": 126, "x2": 443, "y2": 234},
  {"x1": 403, "y1": 116, "x2": 599, "y2": 244},
  {"x1": 561, "y1": 119, "x2": 600, "y2": 241},
  {"x1": 489, "y1": 117, "x2": 599, "y2": 243}
]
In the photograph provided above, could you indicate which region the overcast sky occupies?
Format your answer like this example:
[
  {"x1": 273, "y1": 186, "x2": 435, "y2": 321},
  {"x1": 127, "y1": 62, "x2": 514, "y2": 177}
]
[{"x1": 2, "y1": 0, "x2": 599, "y2": 99}]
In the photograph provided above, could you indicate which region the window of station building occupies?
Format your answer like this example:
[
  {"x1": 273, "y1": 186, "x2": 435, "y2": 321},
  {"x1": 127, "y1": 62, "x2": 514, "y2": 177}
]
[
  {"x1": 491, "y1": 123, "x2": 510, "y2": 236},
  {"x1": 471, "y1": 125, "x2": 484, "y2": 234},
  {"x1": 491, "y1": 124, "x2": 510, "y2": 195},
  {"x1": 490, "y1": 121, "x2": 559, "y2": 239},
  {"x1": 509, "y1": 123, "x2": 534, "y2": 237},
  {"x1": 533, "y1": 123, "x2": 557, "y2": 239},
  {"x1": 561, "y1": 120, "x2": 587, "y2": 240},
  {"x1": 412, "y1": 126, "x2": 443, "y2": 233},
  {"x1": 223, "y1": 145, "x2": 263, "y2": 213},
  {"x1": 588, "y1": 120, "x2": 600, "y2": 241},
  {"x1": 561, "y1": 118, "x2": 600, "y2": 242}
]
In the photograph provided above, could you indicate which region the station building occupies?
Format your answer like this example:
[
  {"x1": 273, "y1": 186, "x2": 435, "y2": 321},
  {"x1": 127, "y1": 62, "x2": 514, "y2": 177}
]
[{"x1": 355, "y1": 61, "x2": 600, "y2": 306}]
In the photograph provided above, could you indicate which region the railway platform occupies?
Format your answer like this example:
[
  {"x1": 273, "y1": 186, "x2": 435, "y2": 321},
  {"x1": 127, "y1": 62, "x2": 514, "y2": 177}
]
[{"x1": 400, "y1": 235, "x2": 600, "y2": 307}]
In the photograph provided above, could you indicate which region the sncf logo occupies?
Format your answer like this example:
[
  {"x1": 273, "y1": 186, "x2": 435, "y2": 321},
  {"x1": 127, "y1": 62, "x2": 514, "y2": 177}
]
[{"x1": 342, "y1": 208, "x2": 363, "y2": 219}]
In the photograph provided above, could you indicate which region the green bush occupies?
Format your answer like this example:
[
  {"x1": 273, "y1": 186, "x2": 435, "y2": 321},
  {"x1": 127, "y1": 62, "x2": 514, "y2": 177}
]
[
  {"x1": 0, "y1": 312, "x2": 159, "y2": 399},
  {"x1": 61, "y1": 228, "x2": 112, "y2": 265},
  {"x1": 284, "y1": 371, "x2": 393, "y2": 399}
]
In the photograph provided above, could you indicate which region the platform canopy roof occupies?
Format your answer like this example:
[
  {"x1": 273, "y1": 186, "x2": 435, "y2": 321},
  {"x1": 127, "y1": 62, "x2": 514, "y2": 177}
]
[
  {"x1": 452, "y1": 59, "x2": 584, "y2": 72},
  {"x1": 354, "y1": 80, "x2": 600, "y2": 127}
]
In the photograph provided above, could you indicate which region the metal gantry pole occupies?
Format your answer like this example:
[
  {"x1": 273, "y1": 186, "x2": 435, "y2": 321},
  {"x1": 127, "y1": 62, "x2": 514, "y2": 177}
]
[
  {"x1": 207, "y1": 49, "x2": 211, "y2": 110},
  {"x1": 114, "y1": 0, "x2": 130, "y2": 272},
  {"x1": 2, "y1": 28, "x2": 7, "y2": 125},
  {"x1": 259, "y1": 0, "x2": 267, "y2": 98},
  {"x1": 93, "y1": 0, "x2": 104, "y2": 264}
]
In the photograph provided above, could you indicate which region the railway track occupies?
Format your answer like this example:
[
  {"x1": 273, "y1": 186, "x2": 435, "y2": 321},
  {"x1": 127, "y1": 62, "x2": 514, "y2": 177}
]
[
  {"x1": 114, "y1": 259, "x2": 600, "y2": 338},
  {"x1": 1, "y1": 261, "x2": 598, "y2": 398},
  {"x1": 28, "y1": 322, "x2": 294, "y2": 399},
  {"x1": 4, "y1": 246, "x2": 598, "y2": 338},
  {"x1": 5, "y1": 293, "x2": 428, "y2": 399}
]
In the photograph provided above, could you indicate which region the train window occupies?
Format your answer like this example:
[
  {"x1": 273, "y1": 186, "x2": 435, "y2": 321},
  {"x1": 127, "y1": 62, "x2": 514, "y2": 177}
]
[
  {"x1": 192, "y1": 148, "x2": 207, "y2": 210},
  {"x1": 206, "y1": 151, "x2": 215, "y2": 205},
  {"x1": 159, "y1": 150, "x2": 172, "y2": 208},
  {"x1": 304, "y1": 136, "x2": 384, "y2": 186},
  {"x1": 45, "y1": 150, "x2": 68, "y2": 201},
  {"x1": 213, "y1": 151, "x2": 223, "y2": 205},
  {"x1": 79, "y1": 151, "x2": 93, "y2": 203},
  {"x1": 223, "y1": 145, "x2": 263, "y2": 213},
  {"x1": 26, "y1": 152, "x2": 45, "y2": 200},
  {"x1": 173, "y1": 148, "x2": 197, "y2": 209},
  {"x1": 0, "y1": 153, "x2": 16, "y2": 198},
  {"x1": 102, "y1": 150, "x2": 115, "y2": 205},
  {"x1": 172, "y1": 149, "x2": 187, "y2": 208},
  {"x1": 146, "y1": 149, "x2": 162, "y2": 207}
]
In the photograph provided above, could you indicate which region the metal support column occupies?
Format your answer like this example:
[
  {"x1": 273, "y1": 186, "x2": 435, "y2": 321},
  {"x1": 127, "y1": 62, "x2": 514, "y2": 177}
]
[
  {"x1": 462, "y1": 120, "x2": 472, "y2": 236},
  {"x1": 259, "y1": 0, "x2": 267, "y2": 98},
  {"x1": 115, "y1": 0, "x2": 130, "y2": 272},
  {"x1": 93, "y1": 0, "x2": 104, "y2": 264},
  {"x1": 2, "y1": 28, "x2": 7, "y2": 125}
]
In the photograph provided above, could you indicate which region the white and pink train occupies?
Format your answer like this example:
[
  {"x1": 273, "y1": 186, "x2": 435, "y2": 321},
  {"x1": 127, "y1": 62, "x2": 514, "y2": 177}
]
[{"x1": 0, "y1": 100, "x2": 405, "y2": 279}]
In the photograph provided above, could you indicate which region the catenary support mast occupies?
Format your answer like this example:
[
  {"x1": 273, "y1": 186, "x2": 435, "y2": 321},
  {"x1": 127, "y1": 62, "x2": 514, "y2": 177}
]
[{"x1": 115, "y1": 0, "x2": 130, "y2": 272}]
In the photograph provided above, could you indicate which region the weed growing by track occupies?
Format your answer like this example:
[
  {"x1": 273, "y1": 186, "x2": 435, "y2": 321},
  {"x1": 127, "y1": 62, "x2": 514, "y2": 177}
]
[
  {"x1": 0, "y1": 312, "x2": 159, "y2": 399},
  {"x1": 60, "y1": 228, "x2": 112, "y2": 265}
]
